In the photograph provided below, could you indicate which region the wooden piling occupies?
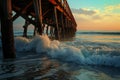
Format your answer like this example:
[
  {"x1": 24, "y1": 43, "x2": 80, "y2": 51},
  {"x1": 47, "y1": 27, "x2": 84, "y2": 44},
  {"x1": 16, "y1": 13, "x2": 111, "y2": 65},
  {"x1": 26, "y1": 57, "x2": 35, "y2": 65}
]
[
  {"x1": 33, "y1": 0, "x2": 43, "y2": 35},
  {"x1": 60, "y1": 13, "x2": 65, "y2": 39},
  {"x1": 65, "y1": 17, "x2": 68, "y2": 37},
  {"x1": 1, "y1": 0, "x2": 16, "y2": 59},
  {"x1": 0, "y1": 0, "x2": 77, "y2": 59},
  {"x1": 23, "y1": 21, "x2": 29, "y2": 37},
  {"x1": 54, "y1": 7, "x2": 60, "y2": 40}
]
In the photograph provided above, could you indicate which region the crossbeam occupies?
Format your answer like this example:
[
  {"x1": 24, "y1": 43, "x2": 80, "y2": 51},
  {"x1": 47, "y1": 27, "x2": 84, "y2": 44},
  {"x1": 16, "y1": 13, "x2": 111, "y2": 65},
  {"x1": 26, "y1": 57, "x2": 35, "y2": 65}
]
[{"x1": 0, "y1": 0, "x2": 77, "y2": 59}]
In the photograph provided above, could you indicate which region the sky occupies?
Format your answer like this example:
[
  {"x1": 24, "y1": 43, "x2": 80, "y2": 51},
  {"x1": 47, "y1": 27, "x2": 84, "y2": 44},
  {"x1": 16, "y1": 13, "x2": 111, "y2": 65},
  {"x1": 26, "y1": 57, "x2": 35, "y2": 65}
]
[{"x1": 67, "y1": 0, "x2": 120, "y2": 31}]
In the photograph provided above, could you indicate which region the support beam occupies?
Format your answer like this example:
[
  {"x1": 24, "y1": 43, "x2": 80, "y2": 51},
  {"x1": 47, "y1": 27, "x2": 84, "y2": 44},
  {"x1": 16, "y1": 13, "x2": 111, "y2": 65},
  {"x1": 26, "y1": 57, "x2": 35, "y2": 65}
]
[
  {"x1": 23, "y1": 21, "x2": 30, "y2": 37},
  {"x1": 1, "y1": 0, "x2": 16, "y2": 59},
  {"x1": 33, "y1": 0, "x2": 43, "y2": 35},
  {"x1": 12, "y1": 1, "x2": 33, "y2": 21},
  {"x1": 60, "y1": 13, "x2": 65, "y2": 39},
  {"x1": 54, "y1": 7, "x2": 60, "y2": 40},
  {"x1": 64, "y1": 17, "x2": 68, "y2": 37},
  {"x1": 12, "y1": 13, "x2": 19, "y2": 21},
  {"x1": 22, "y1": 1, "x2": 33, "y2": 14},
  {"x1": 13, "y1": 9, "x2": 35, "y2": 25}
]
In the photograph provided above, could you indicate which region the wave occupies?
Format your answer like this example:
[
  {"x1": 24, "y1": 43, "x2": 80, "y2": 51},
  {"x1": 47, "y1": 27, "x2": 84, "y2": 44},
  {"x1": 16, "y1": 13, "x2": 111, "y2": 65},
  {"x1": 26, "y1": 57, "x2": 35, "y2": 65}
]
[{"x1": 13, "y1": 34, "x2": 120, "y2": 67}]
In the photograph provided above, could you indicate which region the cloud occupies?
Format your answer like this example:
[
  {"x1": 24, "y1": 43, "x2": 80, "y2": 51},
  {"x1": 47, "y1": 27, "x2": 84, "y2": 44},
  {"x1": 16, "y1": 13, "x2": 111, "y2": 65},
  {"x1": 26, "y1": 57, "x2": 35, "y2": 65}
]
[
  {"x1": 72, "y1": 8, "x2": 102, "y2": 23},
  {"x1": 105, "y1": 6, "x2": 114, "y2": 11},
  {"x1": 73, "y1": 13, "x2": 93, "y2": 24},
  {"x1": 71, "y1": 8, "x2": 98, "y2": 15},
  {"x1": 70, "y1": 5, "x2": 120, "y2": 31},
  {"x1": 105, "y1": 4, "x2": 120, "y2": 13},
  {"x1": 104, "y1": 14, "x2": 113, "y2": 17},
  {"x1": 92, "y1": 15, "x2": 102, "y2": 20}
]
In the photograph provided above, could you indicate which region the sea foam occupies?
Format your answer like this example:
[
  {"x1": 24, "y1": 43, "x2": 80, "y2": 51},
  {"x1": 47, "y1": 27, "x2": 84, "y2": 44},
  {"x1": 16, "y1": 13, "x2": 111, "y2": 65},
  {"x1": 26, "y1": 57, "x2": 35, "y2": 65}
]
[{"x1": 14, "y1": 34, "x2": 120, "y2": 67}]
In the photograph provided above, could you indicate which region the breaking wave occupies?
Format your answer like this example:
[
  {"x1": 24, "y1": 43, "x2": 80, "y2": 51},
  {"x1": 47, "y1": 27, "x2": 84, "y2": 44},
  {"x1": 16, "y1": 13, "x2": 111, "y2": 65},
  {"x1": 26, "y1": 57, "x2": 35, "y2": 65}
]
[{"x1": 14, "y1": 34, "x2": 120, "y2": 67}]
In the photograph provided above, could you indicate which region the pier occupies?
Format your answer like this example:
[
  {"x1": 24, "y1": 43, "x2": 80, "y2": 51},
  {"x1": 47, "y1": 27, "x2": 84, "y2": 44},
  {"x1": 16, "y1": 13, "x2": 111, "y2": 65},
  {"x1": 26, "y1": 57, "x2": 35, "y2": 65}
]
[{"x1": 0, "y1": 0, "x2": 77, "y2": 59}]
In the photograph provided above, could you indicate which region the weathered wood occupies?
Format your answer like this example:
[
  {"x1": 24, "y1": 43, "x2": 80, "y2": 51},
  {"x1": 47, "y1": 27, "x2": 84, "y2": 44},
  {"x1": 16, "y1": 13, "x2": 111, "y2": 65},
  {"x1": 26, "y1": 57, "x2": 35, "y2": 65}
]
[
  {"x1": 12, "y1": 13, "x2": 19, "y2": 21},
  {"x1": 12, "y1": 1, "x2": 33, "y2": 21},
  {"x1": 64, "y1": 17, "x2": 68, "y2": 37},
  {"x1": 54, "y1": 7, "x2": 60, "y2": 40},
  {"x1": 62, "y1": 15, "x2": 66, "y2": 38},
  {"x1": 33, "y1": 0, "x2": 43, "y2": 35},
  {"x1": 13, "y1": 11, "x2": 35, "y2": 25},
  {"x1": 60, "y1": 13, "x2": 65, "y2": 38},
  {"x1": 23, "y1": 21, "x2": 30, "y2": 37},
  {"x1": 22, "y1": 1, "x2": 33, "y2": 14},
  {"x1": 12, "y1": 0, "x2": 76, "y2": 37},
  {"x1": 1, "y1": 0, "x2": 16, "y2": 59},
  {"x1": 43, "y1": 9, "x2": 51, "y2": 17},
  {"x1": 0, "y1": 1, "x2": 1, "y2": 21},
  {"x1": 0, "y1": 0, "x2": 77, "y2": 60}
]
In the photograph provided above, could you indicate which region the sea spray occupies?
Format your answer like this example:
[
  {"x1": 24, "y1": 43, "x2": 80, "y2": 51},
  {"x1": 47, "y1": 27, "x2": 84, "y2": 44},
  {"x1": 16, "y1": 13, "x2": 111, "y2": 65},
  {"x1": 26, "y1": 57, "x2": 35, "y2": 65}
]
[
  {"x1": 15, "y1": 37, "x2": 29, "y2": 52},
  {"x1": 14, "y1": 35, "x2": 84, "y2": 62},
  {"x1": 14, "y1": 34, "x2": 120, "y2": 67}
]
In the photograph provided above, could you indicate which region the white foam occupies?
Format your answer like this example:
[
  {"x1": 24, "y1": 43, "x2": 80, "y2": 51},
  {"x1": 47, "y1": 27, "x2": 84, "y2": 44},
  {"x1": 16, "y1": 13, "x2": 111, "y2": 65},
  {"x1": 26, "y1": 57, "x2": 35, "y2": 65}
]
[
  {"x1": 75, "y1": 69, "x2": 113, "y2": 80},
  {"x1": 14, "y1": 34, "x2": 120, "y2": 67},
  {"x1": 15, "y1": 37, "x2": 29, "y2": 52}
]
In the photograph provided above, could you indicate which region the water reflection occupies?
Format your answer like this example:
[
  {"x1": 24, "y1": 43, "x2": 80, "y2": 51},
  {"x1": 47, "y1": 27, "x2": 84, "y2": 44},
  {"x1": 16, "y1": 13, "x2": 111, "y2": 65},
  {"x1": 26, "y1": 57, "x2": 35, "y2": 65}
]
[{"x1": 0, "y1": 57, "x2": 72, "y2": 80}]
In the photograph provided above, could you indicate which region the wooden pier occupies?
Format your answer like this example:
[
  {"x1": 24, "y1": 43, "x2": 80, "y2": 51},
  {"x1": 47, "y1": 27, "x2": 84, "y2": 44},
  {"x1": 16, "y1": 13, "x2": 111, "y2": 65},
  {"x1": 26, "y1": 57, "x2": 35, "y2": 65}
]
[{"x1": 0, "y1": 0, "x2": 77, "y2": 59}]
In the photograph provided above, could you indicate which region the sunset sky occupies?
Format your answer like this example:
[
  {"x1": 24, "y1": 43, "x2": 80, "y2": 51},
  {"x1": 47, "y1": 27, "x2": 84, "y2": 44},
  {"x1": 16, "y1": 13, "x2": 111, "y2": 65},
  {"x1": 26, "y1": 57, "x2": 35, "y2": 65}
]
[{"x1": 68, "y1": 0, "x2": 120, "y2": 31}]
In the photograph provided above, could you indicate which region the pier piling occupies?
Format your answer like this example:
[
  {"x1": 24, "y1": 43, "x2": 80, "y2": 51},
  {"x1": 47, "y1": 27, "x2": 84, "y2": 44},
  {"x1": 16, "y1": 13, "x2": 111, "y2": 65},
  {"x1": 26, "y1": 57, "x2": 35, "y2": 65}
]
[
  {"x1": 54, "y1": 7, "x2": 60, "y2": 40},
  {"x1": 0, "y1": 0, "x2": 77, "y2": 59},
  {"x1": 33, "y1": 0, "x2": 43, "y2": 35},
  {"x1": 1, "y1": 0, "x2": 16, "y2": 59}
]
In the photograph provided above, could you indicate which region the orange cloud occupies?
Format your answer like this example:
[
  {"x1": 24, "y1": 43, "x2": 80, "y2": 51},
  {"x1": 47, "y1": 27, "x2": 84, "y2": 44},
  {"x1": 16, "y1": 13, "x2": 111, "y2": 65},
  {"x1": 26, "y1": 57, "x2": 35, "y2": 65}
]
[{"x1": 72, "y1": 7, "x2": 120, "y2": 31}]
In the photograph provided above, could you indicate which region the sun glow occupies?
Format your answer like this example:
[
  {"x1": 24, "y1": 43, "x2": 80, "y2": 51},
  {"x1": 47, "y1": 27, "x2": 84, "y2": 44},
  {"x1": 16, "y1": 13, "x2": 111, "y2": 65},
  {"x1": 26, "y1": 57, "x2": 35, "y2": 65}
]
[{"x1": 68, "y1": 0, "x2": 120, "y2": 31}]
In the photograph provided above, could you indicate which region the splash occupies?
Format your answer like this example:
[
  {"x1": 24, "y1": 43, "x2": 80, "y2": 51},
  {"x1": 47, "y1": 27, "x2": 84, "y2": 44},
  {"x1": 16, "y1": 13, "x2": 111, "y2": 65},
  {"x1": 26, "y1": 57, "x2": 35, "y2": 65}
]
[{"x1": 14, "y1": 34, "x2": 120, "y2": 67}]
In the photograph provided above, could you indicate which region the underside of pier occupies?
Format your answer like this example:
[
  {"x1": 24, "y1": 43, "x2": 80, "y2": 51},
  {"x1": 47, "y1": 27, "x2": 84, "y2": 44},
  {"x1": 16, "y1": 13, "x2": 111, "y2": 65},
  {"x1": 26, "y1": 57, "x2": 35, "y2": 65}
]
[{"x1": 0, "y1": 0, "x2": 77, "y2": 59}]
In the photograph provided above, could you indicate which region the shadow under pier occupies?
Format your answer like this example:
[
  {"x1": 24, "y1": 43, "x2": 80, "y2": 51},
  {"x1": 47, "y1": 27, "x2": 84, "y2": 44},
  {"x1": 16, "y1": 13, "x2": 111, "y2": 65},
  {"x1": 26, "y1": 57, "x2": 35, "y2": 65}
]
[{"x1": 0, "y1": 0, "x2": 77, "y2": 59}]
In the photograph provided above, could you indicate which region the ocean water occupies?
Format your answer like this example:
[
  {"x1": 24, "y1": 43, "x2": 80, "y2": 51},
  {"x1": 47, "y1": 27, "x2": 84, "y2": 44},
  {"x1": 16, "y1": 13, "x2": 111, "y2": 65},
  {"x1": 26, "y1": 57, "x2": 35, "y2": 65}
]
[{"x1": 0, "y1": 31, "x2": 120, "y2": 80}]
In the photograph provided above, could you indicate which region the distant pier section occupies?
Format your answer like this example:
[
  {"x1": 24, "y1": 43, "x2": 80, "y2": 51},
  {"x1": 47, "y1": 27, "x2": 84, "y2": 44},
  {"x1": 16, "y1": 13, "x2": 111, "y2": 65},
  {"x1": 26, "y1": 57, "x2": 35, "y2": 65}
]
[{"x1": 0, "y1": 0, "x2": 77, "y2": 59}]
